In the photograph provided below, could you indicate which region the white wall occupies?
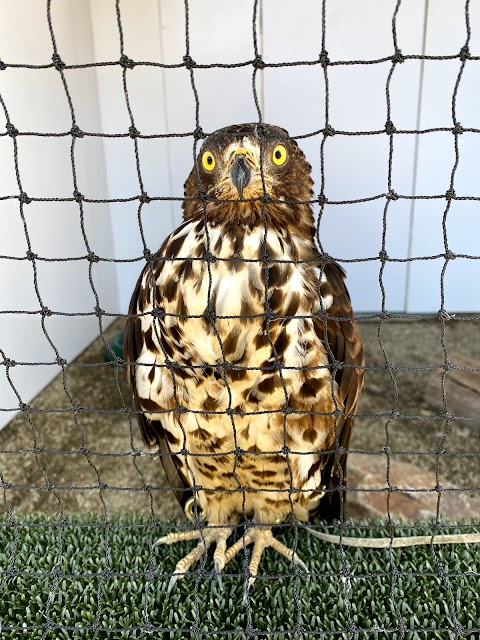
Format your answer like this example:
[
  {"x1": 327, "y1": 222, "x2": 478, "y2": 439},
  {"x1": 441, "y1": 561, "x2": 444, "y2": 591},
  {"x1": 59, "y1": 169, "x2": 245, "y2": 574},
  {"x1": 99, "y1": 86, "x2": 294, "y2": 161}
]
[
  {"x1": 406, "y1": 0, "x2": 480, "y2": 312},
  {"x1": 263, "y1": 0, "x2": 425, "y2": 314},
  {"x1": 1, "y1": 0, "x2": 479, "y2": 428},
  {"x1": 89, "y1": 0, "x2": 480, "y2": 315},
  {"x1": 0, "y1": 0, "x2": 118, "y2": 430},
  {"x1": 89, "y1": 0, "x2": 265, "y2": 313}
]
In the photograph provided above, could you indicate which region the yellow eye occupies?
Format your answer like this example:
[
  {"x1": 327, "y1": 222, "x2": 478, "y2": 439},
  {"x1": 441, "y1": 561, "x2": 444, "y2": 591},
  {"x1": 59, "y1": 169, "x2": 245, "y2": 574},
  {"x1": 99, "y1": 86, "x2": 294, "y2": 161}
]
[
  {"x1": 202, "y1": 151, "x2": 216, "y2": 171},
  {"x1": 272, "y1": 144, "x2": 287, "y2": 166}
]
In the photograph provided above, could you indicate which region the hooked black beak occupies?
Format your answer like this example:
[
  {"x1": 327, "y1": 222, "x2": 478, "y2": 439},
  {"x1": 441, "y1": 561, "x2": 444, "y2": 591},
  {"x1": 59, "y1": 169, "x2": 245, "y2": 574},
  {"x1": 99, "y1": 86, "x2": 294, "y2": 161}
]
[{"x1": 230, "y1": 155, "x2": 251, "y2": 200}]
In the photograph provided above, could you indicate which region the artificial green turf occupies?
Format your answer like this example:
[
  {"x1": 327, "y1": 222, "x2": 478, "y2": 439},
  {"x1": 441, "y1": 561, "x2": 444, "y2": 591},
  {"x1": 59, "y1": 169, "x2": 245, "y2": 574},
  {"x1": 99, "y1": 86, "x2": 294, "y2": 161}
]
[{"x1": 0, "y1": 515, "x2": 479, "y2": 639}]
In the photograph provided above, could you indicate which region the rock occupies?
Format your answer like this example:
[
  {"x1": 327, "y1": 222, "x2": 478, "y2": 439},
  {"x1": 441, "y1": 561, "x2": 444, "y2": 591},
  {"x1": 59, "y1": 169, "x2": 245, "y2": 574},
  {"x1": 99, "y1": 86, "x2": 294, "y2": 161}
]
[
  {"x1": 423, "y1": 351, "x2": 480, "y2": 426},
  {"x1": 344, "y1": 454, "x2": 480, "y2": 520}
]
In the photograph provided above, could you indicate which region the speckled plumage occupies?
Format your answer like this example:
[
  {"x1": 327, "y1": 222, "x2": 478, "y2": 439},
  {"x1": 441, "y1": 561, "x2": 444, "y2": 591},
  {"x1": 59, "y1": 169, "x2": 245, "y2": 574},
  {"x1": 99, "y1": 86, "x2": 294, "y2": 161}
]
[{"x1": 124, "y1": 123, "x2": 364, "y2": 587}]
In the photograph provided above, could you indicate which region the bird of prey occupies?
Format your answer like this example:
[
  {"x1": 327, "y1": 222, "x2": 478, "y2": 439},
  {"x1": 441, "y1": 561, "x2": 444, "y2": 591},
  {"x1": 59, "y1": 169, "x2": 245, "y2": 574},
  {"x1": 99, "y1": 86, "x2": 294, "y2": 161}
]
[{"x1": 124, "y1": 123, "x2": 364, "y2": 594}]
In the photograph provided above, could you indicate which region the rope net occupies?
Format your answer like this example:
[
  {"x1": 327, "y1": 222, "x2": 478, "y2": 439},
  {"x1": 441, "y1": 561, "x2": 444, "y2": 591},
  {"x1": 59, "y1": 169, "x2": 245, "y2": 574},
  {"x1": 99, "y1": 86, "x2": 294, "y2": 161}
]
[{"x1": 0, "y1": 0, "x2": 479, "y2": 637}]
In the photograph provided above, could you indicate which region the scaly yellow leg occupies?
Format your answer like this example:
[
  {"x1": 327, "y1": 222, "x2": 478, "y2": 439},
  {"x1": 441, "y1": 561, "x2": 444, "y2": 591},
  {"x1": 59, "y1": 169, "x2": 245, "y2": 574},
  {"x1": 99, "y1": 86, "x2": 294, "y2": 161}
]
[
  {"x1": 155, "y1": 527, "x2": 233, "y2": 593},
  {"x1": 224, "y1": 526, "x2": 308, "y2": 602}
]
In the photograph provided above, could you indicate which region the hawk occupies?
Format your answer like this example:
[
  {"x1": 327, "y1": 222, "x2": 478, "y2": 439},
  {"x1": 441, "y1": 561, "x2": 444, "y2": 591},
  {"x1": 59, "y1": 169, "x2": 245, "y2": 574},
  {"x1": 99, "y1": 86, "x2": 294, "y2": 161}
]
[{"x1": 124, "y1": 123, "x2": 364, "y2": 594}]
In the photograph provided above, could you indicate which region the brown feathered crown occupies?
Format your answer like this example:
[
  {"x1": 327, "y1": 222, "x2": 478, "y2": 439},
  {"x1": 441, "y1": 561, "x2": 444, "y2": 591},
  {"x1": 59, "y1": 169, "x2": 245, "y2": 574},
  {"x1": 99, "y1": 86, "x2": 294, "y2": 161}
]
[{"x1": 182, "y1": 123, "x2": 315, "y2": 236}]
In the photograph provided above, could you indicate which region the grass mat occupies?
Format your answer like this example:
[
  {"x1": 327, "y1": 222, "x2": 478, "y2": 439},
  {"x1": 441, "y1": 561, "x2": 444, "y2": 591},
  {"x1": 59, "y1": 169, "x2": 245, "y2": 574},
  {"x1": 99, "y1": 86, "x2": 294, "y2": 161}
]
[{"x1": 0, "y1": 515, "x2": 479, "y2": 639}]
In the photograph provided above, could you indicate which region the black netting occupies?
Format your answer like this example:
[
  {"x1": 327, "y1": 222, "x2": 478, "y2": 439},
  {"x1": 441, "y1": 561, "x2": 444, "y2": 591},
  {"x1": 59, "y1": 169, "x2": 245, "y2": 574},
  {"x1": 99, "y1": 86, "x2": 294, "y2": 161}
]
[{"x1": 0, "y1": 0, "x2": 479, "y2": 637}]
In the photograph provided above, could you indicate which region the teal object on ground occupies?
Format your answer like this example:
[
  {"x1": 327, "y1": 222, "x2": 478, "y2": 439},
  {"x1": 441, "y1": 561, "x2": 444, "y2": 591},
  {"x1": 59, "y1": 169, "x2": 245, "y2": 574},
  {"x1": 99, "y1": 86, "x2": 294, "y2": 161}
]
[{"x1": 104, "y1": 330, "x2": 124, "y2": 362}]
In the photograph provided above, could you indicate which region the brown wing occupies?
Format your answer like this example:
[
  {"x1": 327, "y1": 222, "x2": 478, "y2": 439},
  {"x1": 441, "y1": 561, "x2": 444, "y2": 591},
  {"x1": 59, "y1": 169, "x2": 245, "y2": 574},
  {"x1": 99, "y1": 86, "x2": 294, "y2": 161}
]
[
  {"x1": 123, "y1": 264, "x2": 193, "y2": 511},
  {"x1": 315, "y1": 261, "x2": 365, "y2": 520}
]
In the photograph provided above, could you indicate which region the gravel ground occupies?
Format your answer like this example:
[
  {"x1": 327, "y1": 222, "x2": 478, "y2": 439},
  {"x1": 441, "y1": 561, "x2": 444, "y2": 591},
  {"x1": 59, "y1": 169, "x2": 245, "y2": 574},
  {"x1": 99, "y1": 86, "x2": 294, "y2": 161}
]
[{"x1": 1, "y1": 315, "x2": 479, "y2": 518}]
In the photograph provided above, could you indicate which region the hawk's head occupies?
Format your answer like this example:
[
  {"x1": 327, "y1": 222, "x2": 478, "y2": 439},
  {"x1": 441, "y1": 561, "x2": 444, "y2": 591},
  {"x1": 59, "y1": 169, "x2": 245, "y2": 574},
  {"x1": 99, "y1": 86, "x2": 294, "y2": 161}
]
[{"x1": 183, "y1": 123, "x2": 315, "y2": 233}]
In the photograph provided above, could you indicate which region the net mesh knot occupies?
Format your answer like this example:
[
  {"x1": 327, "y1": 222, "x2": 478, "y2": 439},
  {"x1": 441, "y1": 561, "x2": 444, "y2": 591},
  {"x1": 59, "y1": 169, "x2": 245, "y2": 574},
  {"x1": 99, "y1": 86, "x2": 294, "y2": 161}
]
[
  {"x1": 71, "y1": 125, "x2": 84, "y2": 138},
  {"x1": 385, "y1": 120, "x2": 396, "y2": 135},
  {"x1": 391, "y1": 49, "x2": 405, "y2": 63},
  {"x1": 203, "y1": 307, "x2": 216, "y2": 323},
  {"x1": 253, "y1": 55, "x2": 265, "y2": 70},
  {"x1": 460, "y1": 45, "x2": 470, "y2": 61},
  {"x1": 319, "y1": 50, "x2": 330, "y2": 67},
  {"x1": 265, "y1": 309, "x2": 277, "y2": 321},
  {"x1": 120, "y1": 54, "x2": 135, "y2": 69},
  {"x1": 52, "y1": 53, "x2": 65, "y2": 71},
  {"x1": 143, "y1": 248, "x2": 154, "y2": 262},
  {"x1": 379, "y1": 249, "x2": 389, "y2": 262},
  {"x1": 6, "y1": 123, "x2": 18, "y2": 137},
  {"x1": 87, "y1": 251, "x2": 100, "y2": 263},
  {"x1": 203, "y1": 251, "x2": 217, "y2": 264},
  {"x1": 438, "y1": 309, "x2": 452, "y2": 321},
  {"x1": 183, "y1": 55, "x2": 196, "y2": 69},
  {"x1": 317, "y1": 193, "x2": 327, "y2": 206},
  {"x1": 19, "y1": 192, "x2": 31, "y2": 204}
]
